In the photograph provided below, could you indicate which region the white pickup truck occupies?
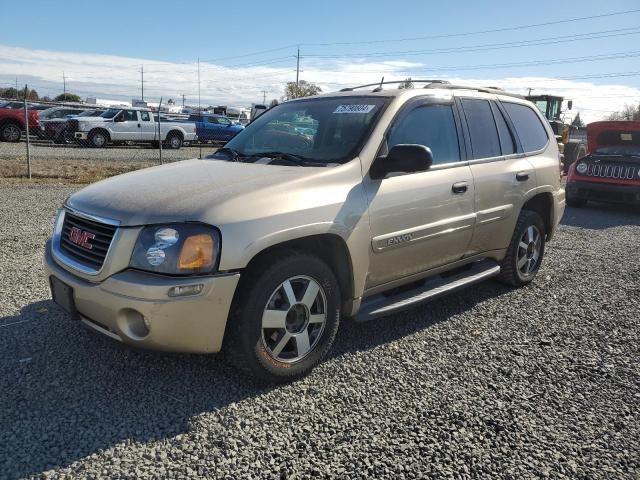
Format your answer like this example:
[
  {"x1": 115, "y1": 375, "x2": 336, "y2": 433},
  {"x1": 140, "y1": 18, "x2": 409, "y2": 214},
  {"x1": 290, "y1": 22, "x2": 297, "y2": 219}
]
[{"x1": 68, "y1": 107, "x2": 197, "y2": 149}]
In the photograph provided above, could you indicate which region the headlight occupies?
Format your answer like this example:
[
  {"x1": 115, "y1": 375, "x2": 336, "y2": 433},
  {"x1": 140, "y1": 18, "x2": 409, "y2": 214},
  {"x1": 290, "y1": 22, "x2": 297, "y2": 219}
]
[
  {"x1": 576, "y1": 162, "x2": 588, "y2": 175},
  {"x1": 130, "y1": 223, "x2": 220, "y2": 275}
]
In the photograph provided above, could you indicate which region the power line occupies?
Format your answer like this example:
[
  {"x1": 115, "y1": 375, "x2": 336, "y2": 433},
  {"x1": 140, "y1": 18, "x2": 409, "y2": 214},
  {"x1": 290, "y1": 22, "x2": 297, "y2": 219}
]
[
  {"x1": 302, "y1": 8, "x2": 640, "y2": 46},
  {"x1": 304, "y1": 27, "x2": 640, "y2": 59}
]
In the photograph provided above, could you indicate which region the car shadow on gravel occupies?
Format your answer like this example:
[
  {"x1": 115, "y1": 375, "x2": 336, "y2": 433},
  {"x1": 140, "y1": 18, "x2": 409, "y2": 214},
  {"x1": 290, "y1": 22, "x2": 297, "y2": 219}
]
[
  {"x1": 561, "y1": 203, "x2": 640, "y2": 230},
  {"x1": 329, "y1": 279, "x2": 514, "y2": 359},
  {"x1": 1, "y1": 279, "x2": 513, "y2": 479},
  {"x1": 0, "y1": 300, "x2": 269, "y2": 479}
]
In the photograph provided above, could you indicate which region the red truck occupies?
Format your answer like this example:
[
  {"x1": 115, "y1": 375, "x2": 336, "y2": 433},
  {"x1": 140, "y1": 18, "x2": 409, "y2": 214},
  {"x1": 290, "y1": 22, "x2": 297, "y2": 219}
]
[
  {"x1": 0, "y1": 105, "x2": 40, "y2": 142},
  {"x1": 566, "y1": 121, "x2": 640, "y2": 207}
]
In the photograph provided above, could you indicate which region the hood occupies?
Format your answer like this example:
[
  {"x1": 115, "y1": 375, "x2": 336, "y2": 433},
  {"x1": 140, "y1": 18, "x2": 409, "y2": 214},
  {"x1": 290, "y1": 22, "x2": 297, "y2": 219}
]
[
  {"x1": 66, "y1": 159, "x2": 324, "y2": 226},
  {"x1": 587, "y1": 121, "x2": 640, "y2": 154}
]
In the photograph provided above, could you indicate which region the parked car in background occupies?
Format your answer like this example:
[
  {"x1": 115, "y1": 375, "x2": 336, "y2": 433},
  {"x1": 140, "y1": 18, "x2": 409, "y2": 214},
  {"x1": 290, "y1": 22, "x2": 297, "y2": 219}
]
[
  {"x1": 44, "y1": 109, "x2": 105, "y2": 144},
  {"x1": 39, "y1": 107, "x2": 88, "y2": 140},
  {"x1": 0, "y1": 104, "x2": 40, "y2": 141},
  {"x1": 68, "y1": 107, "x2": 197, "y2": 149},
  {"x1": 188, "y1": 113, "x2": 244, "y2": 143},
  {"x1": 566, "y1": 121, "x2": 640, "y2": 206}
]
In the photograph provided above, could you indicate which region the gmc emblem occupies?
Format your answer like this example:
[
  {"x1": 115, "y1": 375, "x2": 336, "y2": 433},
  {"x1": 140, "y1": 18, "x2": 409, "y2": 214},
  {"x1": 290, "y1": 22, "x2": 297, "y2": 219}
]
[{"x1": 69, "y1": 226, "x2": 95, "y2": 250}]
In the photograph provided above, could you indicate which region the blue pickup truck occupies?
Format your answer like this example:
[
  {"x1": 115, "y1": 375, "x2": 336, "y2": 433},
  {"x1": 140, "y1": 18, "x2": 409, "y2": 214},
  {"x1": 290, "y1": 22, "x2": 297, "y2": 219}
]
[{"x1": 188, "y1": 113, "x2": 244, "y2": 143}]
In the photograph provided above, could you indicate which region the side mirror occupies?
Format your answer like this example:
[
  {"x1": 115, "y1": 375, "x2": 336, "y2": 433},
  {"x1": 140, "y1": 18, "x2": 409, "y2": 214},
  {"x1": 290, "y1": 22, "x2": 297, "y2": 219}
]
[
  {"x1": 114, "y1": 114, "x2": 123, "y2": 122},
  {"x1": 370, "y1": 144, "x2": 433, "y2": 180},
  {"x1": 567, "y1": 100, "x2": 573, "y2": 110}
]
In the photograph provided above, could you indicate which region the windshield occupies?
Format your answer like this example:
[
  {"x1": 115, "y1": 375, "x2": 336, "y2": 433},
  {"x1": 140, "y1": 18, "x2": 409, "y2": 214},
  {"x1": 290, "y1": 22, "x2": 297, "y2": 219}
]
[
  {"x1": 594, "y1": 146, "x2": 640, "y2": 156},
  {"x1": 77, "y1": 110, "x2": 99, "y2": 117},
  {"x1": 100, "y1": 108, "x2": 120, "y2": 118},
  {"x1": 218, "y1": 96, "x2": 387, "y2": 164}
]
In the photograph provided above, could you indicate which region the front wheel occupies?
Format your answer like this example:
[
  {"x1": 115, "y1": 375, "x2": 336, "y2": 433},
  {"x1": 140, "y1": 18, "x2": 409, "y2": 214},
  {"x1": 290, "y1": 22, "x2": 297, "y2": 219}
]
[
  {"x1": 225, "y1": 253, "x2": 341, "y2": 383},
  {"x1": 89, "y1": 130, "x2": 108, "y2": 148},
  {"x1": 497, "y1": 210, "x2": 546, "y2": 287}
]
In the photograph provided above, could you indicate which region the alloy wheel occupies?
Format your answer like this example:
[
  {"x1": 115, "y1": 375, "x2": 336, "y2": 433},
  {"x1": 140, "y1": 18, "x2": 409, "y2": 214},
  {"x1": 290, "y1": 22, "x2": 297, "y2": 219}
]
[
  {"x1": 517, "y1": 225, "x2": 542, "y2": 276},
  {"x1": 261, "y1": 275, "x2": 327, "y2": 363},
  {"x1": 3, "y1": 124, "x2": 20, "y2": 142}
]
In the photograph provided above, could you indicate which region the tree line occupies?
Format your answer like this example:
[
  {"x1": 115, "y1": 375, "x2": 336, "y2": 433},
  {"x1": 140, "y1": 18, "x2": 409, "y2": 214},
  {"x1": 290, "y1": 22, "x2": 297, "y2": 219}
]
[{"x1": 0, "y1": 87, "x2": 82, "y2": 103}]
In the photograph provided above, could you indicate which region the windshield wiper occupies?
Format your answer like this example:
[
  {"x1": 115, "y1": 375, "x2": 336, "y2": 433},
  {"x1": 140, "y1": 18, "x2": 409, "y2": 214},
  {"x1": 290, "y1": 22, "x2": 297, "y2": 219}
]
[
  {"x1": 212, "y1": 147, "x2": 242, "y2": 161},
  {"x1": 243, "y1": 151, "x2": 311, "y2": 166}
]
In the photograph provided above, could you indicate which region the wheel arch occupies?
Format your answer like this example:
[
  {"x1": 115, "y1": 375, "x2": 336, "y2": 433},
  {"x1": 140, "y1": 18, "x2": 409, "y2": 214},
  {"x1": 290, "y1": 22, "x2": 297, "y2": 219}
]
[
  {"x1": 238, "y1": 233, "x2": 355, "y2": 314},
  {"x1": 89, "y1": 127, "x2": 110, "y2": 141},
  {"x1": 167, "y1": 129, "x2": 184, "y2": 139},
  {"x1": 521, "y1": 192, "x2": 554, "y2": 240}
]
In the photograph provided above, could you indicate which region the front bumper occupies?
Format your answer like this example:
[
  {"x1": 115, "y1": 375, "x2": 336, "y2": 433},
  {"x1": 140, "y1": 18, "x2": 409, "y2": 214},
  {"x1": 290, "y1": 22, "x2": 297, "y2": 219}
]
[
  {"x1": 44, "y1": 241, "x2": 240, "y2": 353},
  {"x1": 567, "y1": 180, "x2": 640, "y2": 205},
  {"x1": 74, "y1": 132, "x2": 88, "y2": 140}
]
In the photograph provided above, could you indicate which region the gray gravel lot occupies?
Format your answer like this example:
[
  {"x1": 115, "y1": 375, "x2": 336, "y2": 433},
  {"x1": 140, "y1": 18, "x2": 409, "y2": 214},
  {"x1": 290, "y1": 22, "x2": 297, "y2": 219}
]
[{"x1": 1, "y1": 185, "x2": 639, "y2": 479}]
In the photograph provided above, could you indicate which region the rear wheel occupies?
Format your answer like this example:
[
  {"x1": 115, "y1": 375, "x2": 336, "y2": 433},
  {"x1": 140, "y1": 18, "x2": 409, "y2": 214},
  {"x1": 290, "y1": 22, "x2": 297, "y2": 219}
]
[
  {"x1": 497, "y1": 210, "x2": 546, "y2": 287},
  {"x1": 166, "y1": 132, "x2": 183, "y2": 149},
  {"x1": 0, "y1": 122, "x2": 22, "y2": 142},
  {"x1": 225, "y1": 253, "x2": 341, "y2": 383}
]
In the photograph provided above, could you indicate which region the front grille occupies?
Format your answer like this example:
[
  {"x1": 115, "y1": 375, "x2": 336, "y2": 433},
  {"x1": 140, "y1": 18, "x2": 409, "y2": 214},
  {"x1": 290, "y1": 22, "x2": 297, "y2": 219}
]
[
  {"x1": 59, "y1": 212, "x2": 117, "y2": 271},
  {"x1": 585, "y1": 162, "x2": 638, "y2": 180},
  {"x1": 66, "y1": 119, "x2": 79, "y2": 134}
]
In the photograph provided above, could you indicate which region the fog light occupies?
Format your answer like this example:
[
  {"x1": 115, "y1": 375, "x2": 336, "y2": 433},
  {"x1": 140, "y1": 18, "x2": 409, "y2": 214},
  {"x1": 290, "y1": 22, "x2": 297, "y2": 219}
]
[{"x1": 168, "y1": 284, "x2": 204, "y2": 297}]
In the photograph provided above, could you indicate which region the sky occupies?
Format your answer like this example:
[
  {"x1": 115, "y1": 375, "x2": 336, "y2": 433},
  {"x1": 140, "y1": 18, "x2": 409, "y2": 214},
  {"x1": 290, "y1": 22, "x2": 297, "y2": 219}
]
[{"x1": 1, "y1": 0, "x2": 640, "y2": 122}]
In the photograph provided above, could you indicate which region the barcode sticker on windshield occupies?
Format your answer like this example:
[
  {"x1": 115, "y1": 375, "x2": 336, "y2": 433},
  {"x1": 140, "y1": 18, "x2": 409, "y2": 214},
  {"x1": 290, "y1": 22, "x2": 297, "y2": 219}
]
[{"x1": 333, "y1": 104, "x2": 376, "y2": 114}]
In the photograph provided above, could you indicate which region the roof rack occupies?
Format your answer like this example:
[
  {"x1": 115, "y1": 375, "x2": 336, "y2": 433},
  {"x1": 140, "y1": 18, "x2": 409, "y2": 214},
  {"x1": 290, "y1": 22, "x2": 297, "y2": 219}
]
[
  {"x1": 339, "y1": 79, "x2": 450, "y2": 92},
  {"x1": 424, "y1": 83, "x2": 524, "y2": 99}
]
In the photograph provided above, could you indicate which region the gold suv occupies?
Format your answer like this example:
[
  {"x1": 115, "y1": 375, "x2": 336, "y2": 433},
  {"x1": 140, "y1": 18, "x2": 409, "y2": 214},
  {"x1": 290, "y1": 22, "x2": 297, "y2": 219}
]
[{"x1": 45, "y1": 81, "x2": 566, "y2": 383}]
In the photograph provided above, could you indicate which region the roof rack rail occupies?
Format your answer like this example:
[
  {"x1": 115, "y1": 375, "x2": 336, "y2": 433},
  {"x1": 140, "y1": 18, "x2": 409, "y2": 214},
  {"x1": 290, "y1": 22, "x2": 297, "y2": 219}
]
[
  {"x1": 339, "y1": 79, "x2": 450, "y2": 92},
  {"x1": 424, "y1": 83, "x2": 524, "y2": 99}
]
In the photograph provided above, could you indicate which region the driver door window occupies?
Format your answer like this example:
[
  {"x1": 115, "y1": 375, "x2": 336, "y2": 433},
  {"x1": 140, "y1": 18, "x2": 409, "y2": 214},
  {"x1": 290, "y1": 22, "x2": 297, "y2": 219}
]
[{"x1": 385, "y1": 105, "x2": 461, "y2": 165}]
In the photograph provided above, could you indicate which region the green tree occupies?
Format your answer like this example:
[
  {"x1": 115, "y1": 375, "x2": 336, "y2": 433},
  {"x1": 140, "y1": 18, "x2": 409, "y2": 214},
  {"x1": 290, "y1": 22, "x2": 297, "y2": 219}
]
[
  {"x1": 607, "y1": 103, "x2": 640, "y2": 121},
  {"x1": 283, "y1": 80, "x2": 321, "y2": 100},
  {"x1": 571, "y1": 112, "x2": 585, "y2": 127},
  {"x1": 54, "y1": 93, "x2": 81, "y2": 102},
  {"x1": 0, "y1": 87, "x2": 19, "y2": 99}
]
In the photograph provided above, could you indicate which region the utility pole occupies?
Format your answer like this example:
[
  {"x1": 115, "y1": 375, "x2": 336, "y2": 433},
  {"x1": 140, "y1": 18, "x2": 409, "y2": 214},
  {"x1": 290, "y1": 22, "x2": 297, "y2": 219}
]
[
  {"x1": 528, "y1": 88, "x2": 534, "y2": 96},
  {"x1": 15, "y1": 77, "x2": 18, "y2": 99},
  {"x1": 141, "y1": 65, "x2": 144, "y2": 101},
  {"x1": 181, "y1": 94, "x2": 186, "y2": 107},
  {"x1": 295, "y1": 46, "x2": 300, "y2": 98},
  {"x1": 197, "y1": 57, "x2": 202, "y2": 159},
  {"x1": 62, "y1": 72, "x2": 66, "y2": 102},
  {"x1": 262, "y1": 90, "x2": 267, "y2": 104}
]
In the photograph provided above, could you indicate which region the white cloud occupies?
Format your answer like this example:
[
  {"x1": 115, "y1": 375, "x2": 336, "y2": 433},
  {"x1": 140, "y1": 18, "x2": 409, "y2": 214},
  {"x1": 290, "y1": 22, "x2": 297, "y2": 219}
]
[{"x1": 1, "y1": 44, "x2": 638, "y2": 122}]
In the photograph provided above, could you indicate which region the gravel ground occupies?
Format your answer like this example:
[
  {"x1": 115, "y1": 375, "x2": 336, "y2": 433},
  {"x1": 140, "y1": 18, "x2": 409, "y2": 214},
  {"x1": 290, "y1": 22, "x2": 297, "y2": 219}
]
[{"x1": 0, "y1": 185, "x2": 639, "y2": 479}]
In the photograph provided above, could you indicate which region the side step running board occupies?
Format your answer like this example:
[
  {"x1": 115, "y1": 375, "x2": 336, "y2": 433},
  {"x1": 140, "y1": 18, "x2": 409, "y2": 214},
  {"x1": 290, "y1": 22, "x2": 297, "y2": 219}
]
[{"x1": 355, "y1": 259, "x2": 500, "y2": 322}]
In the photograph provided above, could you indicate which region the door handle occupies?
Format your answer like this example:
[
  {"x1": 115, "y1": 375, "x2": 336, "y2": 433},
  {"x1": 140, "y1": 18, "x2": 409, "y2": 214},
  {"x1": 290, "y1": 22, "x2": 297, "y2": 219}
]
[
  {"x1": 516, "y1": 172, "x2": 530, "y2": 182},
  {"x1": 452, "y1": 182, "x2": 468, "y2": 194},
  {"x1": 138, "y1": 123, "x2": 141, "y2": 128}
]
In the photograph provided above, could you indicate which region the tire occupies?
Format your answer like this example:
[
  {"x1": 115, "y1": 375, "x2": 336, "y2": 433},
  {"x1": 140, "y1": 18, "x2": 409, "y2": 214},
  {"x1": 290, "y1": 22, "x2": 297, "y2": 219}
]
[
  {"x1": 497, "y1": 210, "x2": 546, "y2": 287},
  {"x1": 224, "y1": 252, "x2": 341, "y2": 384},
  {"x1": 0, "y1": 122, "x2": 22, "y2": 142},
  {"x1": 89, "y1": 130, "x2": 108, "y2": 148},
  {"x1": 566, "y1": 196, "x2": 587, "y2": 208},
  {"x1": 166, "y1": 132, "x2": 183, "y2": 149}
]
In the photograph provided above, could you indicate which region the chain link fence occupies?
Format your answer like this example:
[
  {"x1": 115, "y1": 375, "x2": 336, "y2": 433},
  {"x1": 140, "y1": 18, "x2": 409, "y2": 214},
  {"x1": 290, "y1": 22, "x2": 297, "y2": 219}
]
[{"x1": 0, "y1": 92, "x2": 251, "y2": 183}]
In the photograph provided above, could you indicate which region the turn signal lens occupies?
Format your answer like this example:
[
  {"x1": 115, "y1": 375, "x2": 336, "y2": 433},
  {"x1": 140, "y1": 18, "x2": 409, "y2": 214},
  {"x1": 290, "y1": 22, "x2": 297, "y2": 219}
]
[{"x1": 178, "y1": 234, "x2": 214, "y2": 270}]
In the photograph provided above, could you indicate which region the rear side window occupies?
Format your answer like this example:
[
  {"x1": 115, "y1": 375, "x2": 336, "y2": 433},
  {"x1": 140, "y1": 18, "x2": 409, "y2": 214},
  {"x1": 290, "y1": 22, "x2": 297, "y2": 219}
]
[
  {"x1": 491, "y1": 102, "x2": 516, "y2": 155},
  {"x1": 460, "y1": 99, "x2": 501, "y2": 159},
  {"x1": 502, "y1": 102, "x2": 549, "y2": 153},
  {"x1": 387, "y1": 105, "x2": 460, "y2": 165}
]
